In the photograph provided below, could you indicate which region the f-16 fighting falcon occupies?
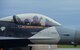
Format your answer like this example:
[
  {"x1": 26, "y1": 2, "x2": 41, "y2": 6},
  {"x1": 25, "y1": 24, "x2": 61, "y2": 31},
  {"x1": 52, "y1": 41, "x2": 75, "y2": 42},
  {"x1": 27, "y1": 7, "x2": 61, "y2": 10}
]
[{"x1": 0, "y1": 13, "x2": 79, "y2": 48}]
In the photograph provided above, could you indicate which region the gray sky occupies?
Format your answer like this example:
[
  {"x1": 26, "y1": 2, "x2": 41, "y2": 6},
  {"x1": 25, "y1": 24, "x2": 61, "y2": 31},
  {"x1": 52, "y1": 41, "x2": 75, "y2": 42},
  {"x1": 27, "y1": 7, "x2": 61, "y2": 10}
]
[{"x1": 0, "y1": 0, "x2": 80, "y2": 27}]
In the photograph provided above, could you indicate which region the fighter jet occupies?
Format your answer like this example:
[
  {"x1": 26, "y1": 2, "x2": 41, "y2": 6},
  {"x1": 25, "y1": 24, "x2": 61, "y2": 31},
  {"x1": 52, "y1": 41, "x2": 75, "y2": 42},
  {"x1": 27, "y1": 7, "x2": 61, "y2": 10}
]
[{"x1": 0, "y1": 13, "x2": 79, "y2": 48}]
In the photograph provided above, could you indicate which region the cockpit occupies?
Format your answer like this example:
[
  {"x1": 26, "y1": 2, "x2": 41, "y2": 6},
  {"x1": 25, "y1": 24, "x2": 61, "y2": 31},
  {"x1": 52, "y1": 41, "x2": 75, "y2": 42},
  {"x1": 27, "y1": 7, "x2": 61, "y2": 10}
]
[{"x1": 0, "y1": 13, "x2": 61, "y2": 27}]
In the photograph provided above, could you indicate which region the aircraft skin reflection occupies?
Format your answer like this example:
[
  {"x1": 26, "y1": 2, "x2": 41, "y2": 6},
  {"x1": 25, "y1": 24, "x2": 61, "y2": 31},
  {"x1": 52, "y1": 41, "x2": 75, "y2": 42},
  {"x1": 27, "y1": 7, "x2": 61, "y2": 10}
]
[{"x1": 0, "y1": 13, "x2": 79, "y2": 47}]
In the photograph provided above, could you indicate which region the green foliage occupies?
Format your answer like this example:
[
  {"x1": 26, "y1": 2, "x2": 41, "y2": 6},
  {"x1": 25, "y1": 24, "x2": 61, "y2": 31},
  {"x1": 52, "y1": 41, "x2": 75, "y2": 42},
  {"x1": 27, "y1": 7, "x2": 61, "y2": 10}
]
[{"x1": 58, "y1": 45, "x2": 80, "y2": 48}]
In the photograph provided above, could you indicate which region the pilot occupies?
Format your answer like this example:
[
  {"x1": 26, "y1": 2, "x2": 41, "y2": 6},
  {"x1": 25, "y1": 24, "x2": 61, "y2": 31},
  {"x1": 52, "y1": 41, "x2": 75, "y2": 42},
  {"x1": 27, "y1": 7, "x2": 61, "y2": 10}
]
[
  {"x1": 24, "y1": 19, "x2": 31, "y2": 25},
  {"x1": 31, "y1": 16, "x2": 42, "y2": 26}
]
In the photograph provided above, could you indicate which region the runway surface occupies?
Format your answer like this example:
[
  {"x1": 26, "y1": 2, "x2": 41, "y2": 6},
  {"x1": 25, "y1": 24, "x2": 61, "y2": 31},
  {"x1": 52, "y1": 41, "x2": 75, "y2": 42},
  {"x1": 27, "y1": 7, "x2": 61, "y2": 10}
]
[{"x1": 57, "y1": 48, "x2": 80, "y2": 50}]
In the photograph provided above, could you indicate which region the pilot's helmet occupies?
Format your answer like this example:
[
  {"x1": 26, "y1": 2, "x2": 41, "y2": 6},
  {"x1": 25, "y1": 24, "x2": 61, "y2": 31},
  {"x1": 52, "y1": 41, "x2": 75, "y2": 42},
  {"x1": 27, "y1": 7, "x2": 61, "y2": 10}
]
[
  {"x1": 24, "y1": 19, "x2": 30, "y2": 23},
  {"x1": 33, "y1": 16, "x2": 38, "y2": 21}
]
